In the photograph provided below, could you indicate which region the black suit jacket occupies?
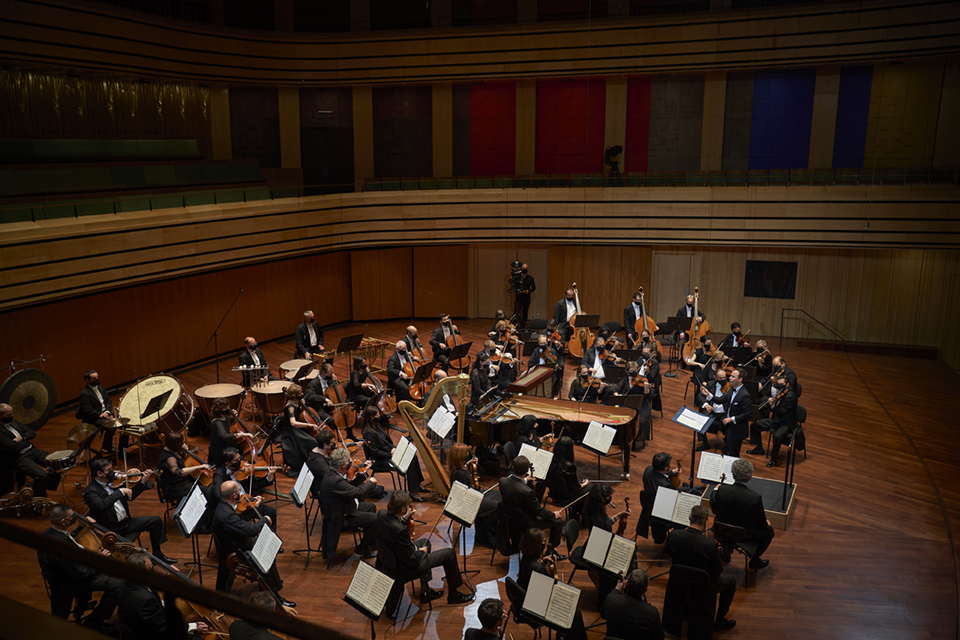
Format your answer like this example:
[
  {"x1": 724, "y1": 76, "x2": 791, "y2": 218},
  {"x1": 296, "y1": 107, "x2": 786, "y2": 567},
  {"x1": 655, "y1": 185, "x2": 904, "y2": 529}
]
[
  {"x1": 238, "y1": 348, "x2": 270, "y2": 385},
  {"x1": 213, "y1": 500, "x2": 265, "y2": 553},
  {"x1": 499, "y1": 475, "x2": 553, "y2": 524},
  {"x1": 601, "y1": 591, "x2": 665, "y2": 640},
  {"x1": 770, "y1": 390, "x2": 799, "y2": 431},
  {"x1": 229, "y1": 620, "x2": 284, "y2": 640},
  {"x1": 718, "y1": 332, "x2": 748, "y2": 349},
  {"x1": 38, "y1": 527, "x2": 101, "y2": 588},
  {"x1": 465, "y1": 630, "x2": 501, "y2": 640},
  {"x1": 0, "y1": 419, "x2": 36, "y2": 465},
  {"x1": 721, "y1": 384, "x2": 752, "y2": 440},
  {"x1": 665, "y1": 527, "x2": 723, "y2": 579},
  {"x1": 710, "y1": 481, "x2": 769, "y2": 539},
  {"x1": 376, "y1": 509, "x2": 424, "y2": 573},
  {"x1": 430, "y1": 325, "x2": 459, "y2": 356},
  {"x1": 387, "y1": 351, "x2": 412, "y2": 385},
  {"x1": 83, "y1": 480, "x2": 148, "y2": 530},
  {"x1": 676, "y1": 306, "x2": 705, "y2": 321},
  {"x1": 320, "y1": 472, "x2": 375, "y2": 518},
  {"x1": 623, "y1": 303, "x2": 642, "y2": 338},
  {"x1": 553, "y1": 298, "x2": 575, "y2": 327},
  {"x1": 642, "y1": 465, "x2": 674, "y2": 497},
  {"x1": 640, "y1": 356, "x2": 661, "y2": 386},
  {"x1": 78, "y1": 384, "x2": 113, "y2": 423},
  {"x1": 305, "y1": 450, "x2": 331, "y2": 495},
  {"x1": 117, "y1": 581, "x2": 173, "y2": 640},
  {"x1": 294, "y1": 320, "x2": 324, "y2": 356},
  {"x1": 528, "y1": 344, "x2": 563, "y2": 369}
]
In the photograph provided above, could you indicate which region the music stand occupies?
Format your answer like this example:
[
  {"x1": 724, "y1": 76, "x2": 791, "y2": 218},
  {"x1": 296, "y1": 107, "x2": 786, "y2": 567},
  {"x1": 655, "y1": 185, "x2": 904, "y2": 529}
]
[
  {"x1": 289, "y1": 465, "x2": 318, "y2": 569},
  {"x1": 575, "y1": 314, "x2": 600, "y2": 329},
  {"x1": 660, "y1": 317, "x2": 685, "y2": 378},
  {"x1": 337, "y1": 334, "x2": 364, "y2": 358},
  {"x1": 670, "y1": 407, "x2": 715, "y2": 488},
  {"x1": 173, "y1": 480, "x2": 216, "y2": 583},
  {"x1": 726, "y1": 346, "x2": 752, "y2": 366},
  {"x1": 446, "y1": 342, "x2": 473, "y2": 373}
]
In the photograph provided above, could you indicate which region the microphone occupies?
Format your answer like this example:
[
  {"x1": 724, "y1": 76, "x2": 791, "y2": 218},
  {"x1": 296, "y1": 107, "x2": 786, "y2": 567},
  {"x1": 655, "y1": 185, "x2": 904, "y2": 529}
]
[{"x1": 240, "y1": 287, "x2": 244, "y2": 295}]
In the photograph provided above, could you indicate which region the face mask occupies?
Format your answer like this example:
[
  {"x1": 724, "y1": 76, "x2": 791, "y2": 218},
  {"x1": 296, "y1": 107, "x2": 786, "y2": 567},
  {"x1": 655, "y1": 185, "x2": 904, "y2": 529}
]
[
  {"x1": 229, "y1": 460, "x2": 242, "y2": 471},
  {"x1": 105, "y1": 470, "x2": 117, "y2": 481},
  {"x1": 522, "y1": 269, "x2": 528, "y2": 274},
  {"x1": 0, "y1": 415, "x2": 10, "y2": 424}
]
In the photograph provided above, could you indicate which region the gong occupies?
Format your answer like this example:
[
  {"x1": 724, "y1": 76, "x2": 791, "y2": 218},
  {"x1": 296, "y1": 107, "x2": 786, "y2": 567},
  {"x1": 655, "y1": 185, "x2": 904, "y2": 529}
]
[{"x1": 0, "y1": 369, "x2": 57, "y2": 430}]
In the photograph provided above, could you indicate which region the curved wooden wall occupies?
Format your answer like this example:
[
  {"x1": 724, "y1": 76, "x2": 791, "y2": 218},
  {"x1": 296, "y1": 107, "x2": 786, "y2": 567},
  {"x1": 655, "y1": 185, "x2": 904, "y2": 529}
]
[{"x1": 2, "y1": 0, "x2": 958, "y2": 85}]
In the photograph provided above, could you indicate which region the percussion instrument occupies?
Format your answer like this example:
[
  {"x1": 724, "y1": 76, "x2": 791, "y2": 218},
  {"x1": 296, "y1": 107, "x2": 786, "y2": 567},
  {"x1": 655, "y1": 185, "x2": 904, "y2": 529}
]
[
  {"x1": 45, "y1": 449, "x2": 75, "y2": 473},
  {"x1": 119, "y1": 374, "x2": 195, "y2": 441},
  {"x1": 0, "y1": 368, "x2": 57, "y2": 430},
  {"x1": 280, "y1": 359, "x2": 314, "y2": 382},
  {"x1": 252, "y1": 380, "x2": 290, "y2": 416},
  {"x1": 194, "y1": 383, "x2": 244, "y2": 417}
]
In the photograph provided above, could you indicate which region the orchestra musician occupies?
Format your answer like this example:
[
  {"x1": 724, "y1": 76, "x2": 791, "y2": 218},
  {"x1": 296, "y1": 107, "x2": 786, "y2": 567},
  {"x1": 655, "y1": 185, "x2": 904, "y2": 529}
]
[
  {"x1": 600, "y1": 569, "x2": 664, "y2": 640},
  {"x1": 500, "y1": 456, "x2": 566, "y2": 549},
  {"x1": 210, "y1": 447, "x2": 279, "y2": 532},
  {"x1": 495, "y1": 351, "x2": 518, "y2": 389},
  {"x1": 278, "y1": 384, "x2": 319, "y2": 473},
  {"x1": 447, "y1": 443, "x2": 499, "y2": 544},
  {"x1": 610, "y1": 360, "x2": 655, "y2": 448},
  {"x1": 1, "y1": 402, "x2": 60, "y2": 497},
  {"x1": 209, "y1": 397, "x2": 256, "y2": 467},
  {"x1": 157, "y1": 432, "x2": 210, "y2": 503},
  {"x1": 305, "y1": 429, "x2": 342, "y2": 495},
  {"x1": 376, "y1": 491, "x2": 475, "y2": 613},
  {"x1": 517, "y1": 528, "x2": 586, "y2": 640},
  {"x1": 118, "y1": 552, "x2": 210, "y2": 639},
  {"x1": 39, "y1": 504, "x2": 122, "y2": 635},
  {"x1": 753, "y1": 339, "x2": 773, "y2": 378},
  {"x1": 552, "y1": 288, "x2": 577, "y2": 342},
  {"x1": 78, "y1": 369, "x2": 128, "y2": 455},
  {"x1": 582, "y1": 337, "x2": 613, "y2": 384},
  {"x1": 303, "y1": 362, "x2": 337, "y2": 427},
  {"x1": 402, "y1": 325, "x2": 422, "y2": 355},
  {"x1": 348, "y1": 356, "x2": 377, "y2": 410},
  {"x1": 528, "y1": 333, "x2": 564, "y2": 400},
  {"x1": 238, "y1": 338, "x2": 277, "y2": 387},
  {"x1": 83, "y1": 458, "x2": 177, "y2": 564},
  {"x1": 213, "y1": 480, "x2": 295, "y2": 607},
  {"x1": 430, "y1": 313, "x2": 461, "y2": 372},
  {"x1": 719, "y1": 322, "x2": 748, "y2": 349},
  {"x1": 387, "y1": 341, "x2": 415, "y2": 402},
  {"x1": 665, "y1": 505, "x2": 737, "y2": 632},
  {"x1": 709, "y1": 459, "x2": 775, "y2": 569},
  {"x1": 294, "y1": 310, "x2": 325, "y2": 361},
  {"x1": 489, "y1": 309, "x2": 508, "y2": 342},
  {"x1": 695, "y1": 368, "x2": 728, "y2": 451},
  {"x1": 515, "y1": 414, "x2": 542, "y2": 450},
  {"x1": 676, "y1": 294, "x2": 706, "y2": 321},
  {"x1": 515, "y1": 263, "x2": 536, "y2": 330},
  {"x1": 747, "y1": 374, "x2": 799, "y2": 467},
  {"x1": 228, "y1": 590, "x2": 285, "y2": 640},
  {"x1": 764, "y1": 355, "x2": 798, "y2": 389},
  {"x1": 545, "y1": 436, "x2": 590, "y2": 520},
  {"x1": 637, "y1": 329, "x2": 662, "y2": 362},
  {"x1": 465, "y1": 598, "x2": 507, "y2": 640},
  {"x1": 469, "y1": 352, "x2": 495, "y2": 406},
  {"x1": 569, "y1": 364, "x2": 607, "y2": 404},
  {"x1": 684, "y1": 337, "x2": 715, "y2": 375},
  {"x1": 623, "y1": 291, "x2": 646, "y2": 348},
  {"x1": 320, "y1": 448, "x2": 379, "y2": 559},
  {"x1": 361, "y1": 405, "x2": 425, "y2": 501},
  {"x1": 638, "y1": 452, "x2": 681, "y2": 544}
]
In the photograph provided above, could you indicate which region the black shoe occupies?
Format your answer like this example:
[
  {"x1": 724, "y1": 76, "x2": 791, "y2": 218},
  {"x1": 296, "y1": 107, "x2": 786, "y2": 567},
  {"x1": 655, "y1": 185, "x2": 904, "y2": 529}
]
[
  {"x1": 355, "y1": 546, "x2": 376, "y2": 559},
  {"x1": 714, "y1": 617, "x2": 737, "y2": 631},
  {"x1": 749, "y1": 558, "x2": 769, "y2": 569},
  {"x1": 278, "y1": 547, "x2": 285, "y2": 554},
  {"x1": 766, "y1": 459, "x2": 778, "y2": 468},
  {"x1": 420, "y1": 588, "x2": 444, "y2": 603},
  {"x1": 696, "y1": 442, "x2": 711, "y2": 452},
  {"x1": 280, "y1": 597, "x2": 297, "y2": 608},
  {"x1": 410, "y1": 493, "x2": 426, "y2": 503},
  {"x1": 83, "y1": 619, "x2": 118, "y2": 637},
  {"x1": 745, "y1": 447, "x2": 765, "y2": 456},
  {"x1": 447, "y1": 591, "x2": 475, "y2": 605},
  {"x1": 156, "y1": 554, "x2": 178, "y2": 564}
]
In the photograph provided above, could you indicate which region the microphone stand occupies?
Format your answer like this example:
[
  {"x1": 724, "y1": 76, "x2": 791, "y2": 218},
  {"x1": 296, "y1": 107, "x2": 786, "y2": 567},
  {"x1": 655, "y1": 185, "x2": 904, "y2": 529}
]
[{"x1": 205, "y1": 287, "x2": 244, "y2": 384}]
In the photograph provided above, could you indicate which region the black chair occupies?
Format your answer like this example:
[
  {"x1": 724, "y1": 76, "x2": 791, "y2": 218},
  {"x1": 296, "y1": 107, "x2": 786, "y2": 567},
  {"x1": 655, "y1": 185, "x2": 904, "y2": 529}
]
[
  {"x1": 491, "y1": 502, "x2": 529, "y2": 565},
  {"x1": 661, "y1": 564, "x2": 715, "y2": 640},
  {"x1": 154, "y1": 481, "x2": 179, "y2": 528},
  {"x1": 41, "y1": 571, "x2": 93, "y2": 622},
  {"x1": 209, "y1": 521, "x2": 236, "y2": 593},
  {"x1": 504, "y1": 577, "x2": 543, "y2": 639},
  {"x1": 362, "y1": 441, "x2": 401, "y2": 490},
  {"x1": 375, "y1": 542, "x2": 432, "y2": 620},
  {"x1": 563, "y1": 519, "x2": 592, "y2": 584},
  {"x1": 319, "y1": 493, "x2": 364, "y2": 566},
  {"x1": 766, "y1": 403, "x2": 807, "y2": 459},
  {"x1": 528, "y1": 318, "x2": 547, "y2": 332},
  {"x1": 711, "y1": 521, "x2": 758, "y2": 585}
]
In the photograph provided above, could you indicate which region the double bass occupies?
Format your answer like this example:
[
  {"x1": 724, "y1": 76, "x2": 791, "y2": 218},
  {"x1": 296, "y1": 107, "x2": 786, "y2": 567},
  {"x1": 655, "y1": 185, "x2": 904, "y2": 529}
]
[
  {"x1": 681, "y1": 287, "x2": 711, "y2": 363},
  {"x1": 633, "y1": 286, "x2": 661, "y2": 352},
  {"x1": 566, "y1": 283, "x2": 595, "y2": 360}
]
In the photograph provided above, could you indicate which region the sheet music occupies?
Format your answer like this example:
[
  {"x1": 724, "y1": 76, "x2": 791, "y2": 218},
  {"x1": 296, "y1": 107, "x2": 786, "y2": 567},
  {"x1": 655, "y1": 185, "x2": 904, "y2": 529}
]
[
  {"x1": 427, "y1": 405, "x2": 456, "y2": 438},
  {"x1": 444, "y1": 480, "x2": 483, "y2": 524},
  {"x1": 177, "y1": 485, "x2": 207, "y2": 536},
  {"x1": 696, "y1": 452, "x2": 737, "y2": 485},
  {"x1": 673, "y1": 492, "x2": 702, "y2": 526},
  {"x1": 675, "y1": 406, "x2": 711, "y2": 432},
  {"x1": 518, "y1": 443, "x2": 552, "y2": 480},
  {"x1": 391, "y1": 437, "x2": 416, "y2": 473},
  {"x1": 604, "y1": 535, "x2": 636, "y2": 577},
  {"x1": 582, "y1": 420, "x2": 617, "y2": 455},
  {"x1": 345, "y1": 560, "x2": 395, "y2": 616},
  {"x1": 545, "y1": 581, "x2": 580, "y2": 630},
  {"x1": 582, "y1": 527, "x2": 612, "y2": 566},
  {"x1": 291, "y1": 465, "x2": 314, "y2": 506},
  {"x1": 251, "y1": 525, "x2": 282, "y2": 574},
  {"x1": 522, "y1": 571, "x2": 554, "y2": 618}
]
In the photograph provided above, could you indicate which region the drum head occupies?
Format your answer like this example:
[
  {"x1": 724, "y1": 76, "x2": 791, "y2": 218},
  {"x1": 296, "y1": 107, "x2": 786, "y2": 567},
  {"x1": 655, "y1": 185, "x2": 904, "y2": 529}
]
[
  {"x1": 0, "y1": 369, "x2": 56, "y2": 430},
  {"x1": 195, "y1": 383, "x2": 244, "y2": 399},
  {"x1": 253, "y1": 381, "x2": 290, "y2": 395},
  {"x1": 119, "y1": 375, "x2": 182, "y2": 424}
]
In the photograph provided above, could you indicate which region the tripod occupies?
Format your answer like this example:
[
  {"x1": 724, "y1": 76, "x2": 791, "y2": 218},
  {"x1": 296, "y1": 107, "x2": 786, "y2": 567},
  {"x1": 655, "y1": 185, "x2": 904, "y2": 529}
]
[{"x1": 606, "y1": 161, "x2": 623, "y2": 187}]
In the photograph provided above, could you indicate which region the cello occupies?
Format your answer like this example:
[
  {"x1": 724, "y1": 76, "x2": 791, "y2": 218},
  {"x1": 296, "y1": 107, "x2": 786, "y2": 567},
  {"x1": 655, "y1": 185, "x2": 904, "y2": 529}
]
[
  {"x1": 407, "y1": 340, "x2": 437, "y2": 402},
  {"x1": 445, "y1": 322, "x2": 472, "y2": 373},
  {"x1": 324, "y1": 374, "x2": 358, "y2": 438},
  {"x1": 633, "y1": 286, "x2": 660, "y2": 351},
  {"x1": 363, "y1": 369, "x2": 397, "y2": 415},
  {"x1": 680, "y1": 287, "x2": 711, "y2": 364},
  {"x1": 566, "y1": 283, "x2": 594, "y2": 360}
]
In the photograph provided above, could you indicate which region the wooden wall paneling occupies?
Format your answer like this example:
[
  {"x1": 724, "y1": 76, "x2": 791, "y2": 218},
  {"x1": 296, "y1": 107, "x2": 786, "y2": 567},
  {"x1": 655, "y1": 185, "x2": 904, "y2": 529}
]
[
  {"x1": 580, "y1": 245, "x2": 622, "y2": 327},
  {"x1": 618, "y1": 245, "x2": 654, "y2": 321},
  {"x1": 471, "y1": 246, "x2": 511, "y2": 320},
  {"x1": 351, "y1": 250, "x2": 382, "y2": 320},
  {"x1": 278, "y1": 88, "x2": 302, "y2": 169},
  {"x1": 651, "y1": 251, "x2": 693, "y2": 322},
  {"x1": 432, "y1": 84, "x2": 453, "y2": 178},
  {"x1": 515, "y1": 80, "x2": 537, "y2": 176},
  {"x1": 412, "y1": 245, "x2": 466, "y2": 318},
  {"x1": 945, "y1": 274, "x2": 960, "y2": 370},
  {"x1": 210, "y1": 87, "x2": 232, "y2": 161},
  {"x1": 522, "y1": 247, "x2": 550, "y2": 323},
  {"x1": 701, "y1": 71, "x2": 726, "y2": 171},
  {"x1": 933, "y1": 56, "x2": 960, "y2": 168},
  {"x1": 311, "y1": 251, "x2": 353, "y2": 326},
  {"x1": 378, "y1": 247, "x2": 413, "y2": 319}
]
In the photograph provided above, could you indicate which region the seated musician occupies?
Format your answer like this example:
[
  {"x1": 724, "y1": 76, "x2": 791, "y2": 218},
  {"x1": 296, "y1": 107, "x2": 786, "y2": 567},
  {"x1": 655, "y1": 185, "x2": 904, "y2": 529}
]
[
  {"x1": 210, "y1": 447, "x2": 279, "y2": 532},
  {"x1": 517, "y1": 528, "x2": 586, "y2": 640},
  {"x1": 638, "y1": 452, "x2": 681, "y2": 544},
  {"x1": 157, "y1": 432, "x2": 210, "y2": 503},
  {"x1": 747, "y1": 374, "x2": 799, "y2": 467},
  {"x1": 528, "y1": 333, "x2": 564, "y2": 399},
  {"x1": 545, "y1": 436, "x2": 590, "y2": 518},
  {"x1": 78, "y1": 369, "x2": 127, "y2": 455},
  {"x1": 387, "y1": 341, "x2": 415, "y2": 402},
  {"x1": 665, "y1": 505, "x2": 737, "y2": 633},
  {"x1": 305, "y1": 429, "x2": 337, "y2": 495},
  {"x1": 719, "y1": 322, "x2": 748, "y2": 349},
  {"x1": 515, "y1": 414, "x2": 542, "y2": 450},
  {"x1": 303, "y1": 362, "x2": 337, "y2": 427},
  {"x1": 361, "y1": 405, "x2": 425, "y2": 501},
  {"x1": 753, "y1": 339, "x2": 773, "y2": 379},
  {"x1": 683, "y1": 337, "x2": 714, "y2": 374},
  {"x1": 447, "y1": 443, "x2": 499, "y2": 545},
  {"x1": 39, "y1": 504, "x2": 121, "y2": 635},
  {"x1": 214, "y1": 480, "x2": 295, "y2": 607},
  {"x1": 695, "y1": 368, "x2": 728, "y2": 452},
  {"x1": 488, "y1": 309, "x2": 508, "y2": 342},
  {"x1": 403, "y1": 325, "x2": 423, "y2": 355},
  {"x1": 569, "y1": 364, "x2": 608, "y2": 404},
  {"x1": 209, "y1": 397, "x2": 256, "y2": 467},
  {"x1": 0, "y1": 402, "x2": 60, "y2": 497},
  {"x1": 294, "y1": 309, "x2": 325, "y2": 360},
  {"x1": 83, "y1": 458, "x2": 176, "y2": 564},
  {"x1": 709, "y1": 459, "x2": 775, "y2": 569},
  {"x1": 500, "y1": 456, "x2": 565, "y2": 550},
  {"x1": 601, "y1": 569, "x2": 664, "y2": 640},
  {"x1": 638, "y1": 330, "x2": 662, "y2": 362},
  {"x1": 639, "y1": 345, "x2": 661, "y2": 387},
  {"x1": 238, "y1": 337, "x2": 278, "y2": 387},
  {"x1": 582, "y1": 337, "x2": 615, "y2": 388},
  {"x1": 278, "y1": 384, "x2": 319, "y2": 473},
  {"x1": 477, "y1": 340, "x2": 500, "y2": 366},
  {"x1": 348, "y1": 356, "x2": 377, "y2": 410},
  {"x1": 320, "y1": 448, "x2": 379, "y2": 559},
  {"x1": 469, "y1": 352, "x2": 495, "y2": 406},
  {"x1": 763, "y1": 355, "x2": 798, "y2": 389},
  {"x1": 552, "y1": 288, "x2": 577, "y2": 343},
  {"x1": 229, "y1": 590, "x2": 285, "y2": 640},
  {"x1": 610, "y1": 360, "x2": 655, "y2": 448},
  {"x1": 577, "y1": 484, "x2": 635, "y2": 607},
  {"x1": 430, "y1": 313, "x2": 461, "y2": 372},
  {"x1": 466, "y1": 598, "x2": 507, "y2": 640},
  {"x1": 495, "y1": 352, "x2": 518, "y2": 389},
  {"x1": 422, "y1": 369, "x2": 448, "y2": 404},
  {"x1": 377, "y1": 491, "x2": 475, "y2": 612},
  {"x1": 118, "y1": 553, "x2": 209, "y2": 639}
]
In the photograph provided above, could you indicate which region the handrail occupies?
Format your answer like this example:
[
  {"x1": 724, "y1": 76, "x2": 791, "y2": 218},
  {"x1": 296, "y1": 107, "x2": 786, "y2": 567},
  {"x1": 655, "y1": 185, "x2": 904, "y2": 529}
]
[{"x1": 779, "y1": 308, "x2": 846, "y2": 350}]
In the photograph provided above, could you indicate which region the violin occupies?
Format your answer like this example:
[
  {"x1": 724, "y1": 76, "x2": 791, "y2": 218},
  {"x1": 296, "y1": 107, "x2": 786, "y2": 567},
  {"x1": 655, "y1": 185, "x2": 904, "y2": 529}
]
[
  {"x1": 234, "y1": 463, "x2": 286, "y2": 482},
  {"x1": 109, "y1": 468, "x2": 147, "y2": 489},
  {"x1": 345, "y1": 458, "x2": 372, "y2": 482},
  {"x1": 670, "y1": 457, "x2": 683, "y2": 489},
  {"x1": 234, "y1": 494, "x2": 264, "y2": 517},
  {"x1": 467, "y1": 456, "x2": 480, "y2": 491},
  {"x1": 404, "y1": 507, "x2": 417, "y2": 538},
  {"x1": 615, "y1": 496, "x2": 631, "y2": 537}
]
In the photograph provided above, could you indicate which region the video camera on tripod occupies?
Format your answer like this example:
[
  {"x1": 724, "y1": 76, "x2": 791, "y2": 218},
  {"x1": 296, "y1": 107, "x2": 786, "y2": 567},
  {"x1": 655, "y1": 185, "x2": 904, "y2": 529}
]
[{"x1": 508, "y1": 260, "x2": 524, "y2": 294}]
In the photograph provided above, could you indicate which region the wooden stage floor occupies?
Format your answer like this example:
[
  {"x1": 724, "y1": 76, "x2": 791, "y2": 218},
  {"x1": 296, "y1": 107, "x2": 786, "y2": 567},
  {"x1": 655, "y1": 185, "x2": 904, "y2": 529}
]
[{"x1": 1, "y1": 318, "x2": 958, "y2": 640}]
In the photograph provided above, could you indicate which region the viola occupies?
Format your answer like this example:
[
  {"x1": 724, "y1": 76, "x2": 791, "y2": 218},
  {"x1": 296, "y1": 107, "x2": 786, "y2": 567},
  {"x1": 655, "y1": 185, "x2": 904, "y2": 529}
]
[
  {"x1": 109, "y1": 468, "x2": 146, "y2": 489},
  {"x1": 345, "y1": 458, "x2": 371, "y2": 482},
  {"x1": 467, "y1": 457, "x2": 480, "y2": 491},
  {"x1": 616, "y1": 496, "x2": 631, "y2": 537},
  {"x1": 234, "y1": 494, "x2": 264, "y2": 517},
  {"x1": 670, "y1": 458, "x2": 683, "y2": 489}
]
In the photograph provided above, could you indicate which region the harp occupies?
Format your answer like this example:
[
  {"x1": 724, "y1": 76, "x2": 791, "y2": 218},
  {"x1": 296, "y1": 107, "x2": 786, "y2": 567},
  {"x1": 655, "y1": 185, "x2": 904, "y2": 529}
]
[{"x1": 396, "y1": 373, "x2": 470, "y2": 501}]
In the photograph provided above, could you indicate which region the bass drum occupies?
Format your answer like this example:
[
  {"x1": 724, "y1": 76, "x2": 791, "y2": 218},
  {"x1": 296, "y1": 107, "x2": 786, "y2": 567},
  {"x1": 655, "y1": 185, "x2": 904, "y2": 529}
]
[{"x1": 119, "y1": 375, "x2": 195, "y2": 441}]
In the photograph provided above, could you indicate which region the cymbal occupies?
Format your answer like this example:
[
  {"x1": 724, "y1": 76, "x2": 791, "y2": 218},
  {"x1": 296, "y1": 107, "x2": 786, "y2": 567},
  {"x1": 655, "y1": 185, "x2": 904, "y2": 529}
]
[
  {"x1": 0, "y1": 369, "x2": 56, "y2": 430},
  {"x1": 67, "y1": 423, "x2": 99, "y2": 463}
]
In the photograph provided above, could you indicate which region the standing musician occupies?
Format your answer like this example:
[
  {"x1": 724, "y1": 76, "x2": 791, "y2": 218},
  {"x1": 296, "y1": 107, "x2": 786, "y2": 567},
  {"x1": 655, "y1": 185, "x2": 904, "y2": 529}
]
[
  {"x1": 213, "y1": 480, "x2": 295, "y2": 607},
  {"x1": 39, "y1": 504, "x2": 122, "y2": 635},
  {"x1": 515, "y1": 263, "x2": 536, "y2": 330},
  {"x1": 348, "y1": 356, "x2": 377, "y2": 411},
  {"x1": 677, "y1": 294, "x2": 706, "y2": 321},
  {"x1": 469, "y1": 352, "x2": 495, "y2": 406},
  {"x1": 1, "y1": 402, "x2": 60, "y2": 497},
  {"x1": 209, "y1": 397, "x2": 256, "y2": 467},
  {"x1": 83, "y1": 458, "x2": 177, "y2": 564},
  {"x1": 430, "y1": 313, "x2": 461, "y2": 372},
  {"x1": 210, "y1": 448, "x2": 278, "y2": 531},
  {"x1": 747, "y1": 374, "x2": 799, "y2": 467},
  {"x1": 500, "y1": 455, "x2": 566, "y2": 550},
  {"x1": 638, "y1": 452, "x2": 681, "y2": 544},
  {"x1": 552, "y1": 288, "x2": 577, "y2": 342},
  {"x1": 303, "y1": 362, "x2": 337, "y2": 427},
  {"x1": 601, "y1": 569, "x2": 664, "y2": 640},
  {"x1": 387, "y1": 341, "x2": 415, "y2": 403},
  {"x1": 709, "y1": 459, "x2": 775, "y2": 570},
  {"x1": 320, "y1": 448, "x2": 379, "y2": 559},
  {"x1": 78, "y1": 369, "x2": 128, "y2": 455},
  {"x1": 665, "y1": 505, "x2": 737, "y2": 632},
  {"x1": 238, "y1": 338, "x2": 277, "y2": 387},
  {"x1": 228, "y1": 590, "x2": 285, "y2": 640},
  {"x1": 569, "y1": 364, "x2": 608, "y2": 404},
  {"x1": 623, "y1": 291, "x2": 646, "y2": 349},
  {"x1": 118, "y1": 553, "x2": 210, "y2": 639},
  {"x1": 528, "y1": 333, "x2": 564, "y2": 399},
  {"x1": 719, "y1": 322, "x2": 748, "y2": 349},
  {"x1": 294, "y1": 309, "x2": 325, "y2": 361},
  {"x1": 695, "y1": 368, "x2": 728, "y2": 452},
  {"x1": 157, "y1": 432, "x2": 210, "y2": 503},
  {"x1": 361, "y1": 405, "x2": 426, "y2": 502},
  {"x1": 377, "y1": 491, "x2": 475, "y2": 610}
]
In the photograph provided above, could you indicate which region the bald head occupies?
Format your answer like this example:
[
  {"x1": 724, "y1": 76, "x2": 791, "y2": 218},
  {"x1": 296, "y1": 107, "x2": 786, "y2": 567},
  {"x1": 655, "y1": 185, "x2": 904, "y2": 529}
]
[
  {"x1": 221, "y1": 481, "x2": 240, "y2": 502},
  {"x1": 0, "y1": 404, "x2": 12, "y2": 422}
]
